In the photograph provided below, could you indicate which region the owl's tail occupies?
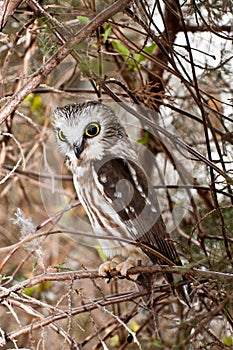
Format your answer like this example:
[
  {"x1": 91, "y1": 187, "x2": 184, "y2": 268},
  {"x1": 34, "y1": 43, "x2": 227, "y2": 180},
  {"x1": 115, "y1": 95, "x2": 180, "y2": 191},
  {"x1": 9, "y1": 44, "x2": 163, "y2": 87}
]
[
  {"x1": 168, "y1": 273, "x2": 192, "y2": 305},
  {"x1": 136, "y1": 270, "x2": 192, "y2": 307}
]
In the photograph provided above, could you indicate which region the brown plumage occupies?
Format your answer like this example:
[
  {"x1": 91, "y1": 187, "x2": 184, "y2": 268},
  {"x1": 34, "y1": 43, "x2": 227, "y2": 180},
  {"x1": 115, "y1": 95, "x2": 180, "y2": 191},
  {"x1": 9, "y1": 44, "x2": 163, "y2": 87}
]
[{"x1": 53, "y1": 101, "x2": 190, "y2": 303}]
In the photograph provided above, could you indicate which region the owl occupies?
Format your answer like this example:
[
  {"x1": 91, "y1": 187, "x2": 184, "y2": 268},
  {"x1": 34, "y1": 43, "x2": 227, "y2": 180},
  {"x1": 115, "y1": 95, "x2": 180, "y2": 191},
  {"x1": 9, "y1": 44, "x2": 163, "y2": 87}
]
[{"x1": 53, "y1": 101, "x2": 190, "y2": 302}]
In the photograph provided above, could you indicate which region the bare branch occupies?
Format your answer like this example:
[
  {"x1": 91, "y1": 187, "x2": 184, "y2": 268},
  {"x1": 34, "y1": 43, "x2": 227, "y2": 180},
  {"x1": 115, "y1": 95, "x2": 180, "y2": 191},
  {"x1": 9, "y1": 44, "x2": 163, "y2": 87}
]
[
  {"x1": 0, "y1": 0, "x2": 24, "y2": 30},
  {"x1": 0, "y1": 0, "x2": 132, "y2": 124}
]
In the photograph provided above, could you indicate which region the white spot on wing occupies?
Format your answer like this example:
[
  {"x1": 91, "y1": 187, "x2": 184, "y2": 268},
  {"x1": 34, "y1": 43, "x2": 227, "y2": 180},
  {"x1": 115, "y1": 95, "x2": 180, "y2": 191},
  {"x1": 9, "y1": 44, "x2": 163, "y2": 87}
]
[
  {"x1": 92, "y1": 163, "x2": 113, "y2": 203},
  {"x1": 114, "y1": 191, "x2": 122, "y2": 199},
  {"x1": 128, "y1": 163, "x2": 148, "y2": 201},
  {"x1": 151, "y1": 206, "x2": 157, "y2": 213},
  {"x1": 100, "y1": 174, "x2": 107, "y2": 183},
  {"x1": 136, "y1": 184, "x2": 143, "y2": 192},
  {"x1": 129, "y1": 206, "x2": 135, "y2": 213}
]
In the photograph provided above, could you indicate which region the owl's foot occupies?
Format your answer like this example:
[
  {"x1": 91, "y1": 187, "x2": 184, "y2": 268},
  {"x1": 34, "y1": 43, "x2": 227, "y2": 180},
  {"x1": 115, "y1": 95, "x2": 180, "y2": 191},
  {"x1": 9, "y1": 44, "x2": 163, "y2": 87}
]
[
  {"x1": 98, "y1": 255, "x2": 123, "y2": 278},
  {"x1": 99, "y1": 255, "x2": 139, "y2": 281},
  {"x1": 99, "y1": 261, "x2": 116, "y2": 277},
  {"x1": 116, "y1": 256, "x2": 139, "y2": 280}
]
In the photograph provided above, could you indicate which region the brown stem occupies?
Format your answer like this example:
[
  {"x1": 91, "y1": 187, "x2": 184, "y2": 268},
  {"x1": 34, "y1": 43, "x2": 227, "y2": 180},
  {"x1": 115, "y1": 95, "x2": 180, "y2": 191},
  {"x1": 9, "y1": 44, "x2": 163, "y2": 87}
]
[{"x1": 0, "y1": 0, "x2": 132, "y2": 125}]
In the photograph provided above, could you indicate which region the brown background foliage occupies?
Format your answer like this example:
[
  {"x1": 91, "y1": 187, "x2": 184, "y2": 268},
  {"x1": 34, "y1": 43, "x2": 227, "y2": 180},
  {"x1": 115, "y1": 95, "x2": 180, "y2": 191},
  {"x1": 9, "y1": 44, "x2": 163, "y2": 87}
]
[{"x1": 0, "y1": 1, "x2": 232, "y2": 349}]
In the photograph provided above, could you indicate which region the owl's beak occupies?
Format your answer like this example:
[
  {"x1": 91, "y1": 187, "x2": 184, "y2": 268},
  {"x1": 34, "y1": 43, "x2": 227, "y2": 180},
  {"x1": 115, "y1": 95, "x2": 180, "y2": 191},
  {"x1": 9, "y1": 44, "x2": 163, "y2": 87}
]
[{"x1": 73, "y1": 142, "x2": 84, "y2": 159}]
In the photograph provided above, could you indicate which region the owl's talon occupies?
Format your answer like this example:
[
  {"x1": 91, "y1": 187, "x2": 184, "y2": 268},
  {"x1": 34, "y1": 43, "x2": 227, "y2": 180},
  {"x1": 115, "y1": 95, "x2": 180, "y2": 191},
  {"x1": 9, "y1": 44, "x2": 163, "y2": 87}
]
[
  {"x1": 99, "y1": 260, "x2": 117, "y2": 278},
  {"x1": 115, "y1": 257, "x2": 140, "y2": 281},
  {"x1": 102, "y1": 270, "x2": 113, "y2": 283},
  {"x1": 99, "y1": 256, "x2": 143, "y2": 282},
  {"x1": 117, "y1": 272, "x2": 125, "y2": 279},
  {"x1": 126, "y1": 274, "x2": 135, "y2": 281}
]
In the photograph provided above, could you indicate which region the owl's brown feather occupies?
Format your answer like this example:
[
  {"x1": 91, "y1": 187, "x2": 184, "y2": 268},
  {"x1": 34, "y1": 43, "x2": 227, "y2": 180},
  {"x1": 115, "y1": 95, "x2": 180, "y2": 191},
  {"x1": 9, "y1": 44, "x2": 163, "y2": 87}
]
[
  {"x1": 53, "y1": 101, "x2": 191, "y2": 303},
  {"x1": 94, "y1": 156, "x2": 187, "y2": 291}
]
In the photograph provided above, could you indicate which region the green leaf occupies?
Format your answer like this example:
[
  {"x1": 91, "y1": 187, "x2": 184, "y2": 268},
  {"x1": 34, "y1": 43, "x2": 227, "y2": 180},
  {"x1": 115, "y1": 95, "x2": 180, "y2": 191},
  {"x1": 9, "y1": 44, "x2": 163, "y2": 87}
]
[
  {"x1": 137, "y1": 130, "x2": 150, "y2": 144},
  {"x1": 112, "y1": 40, "x2": 137, "y2": 70},
  {"x1": 134, "y1": 53, "x2": 145, "y2": 63},
  {"x1": 103, "y1": 24, "x2": 112, "y2": 43},
  {"x1": 31, "y1": 95, "x2": 43, "y2": 112},
  {"x1": 33, "y1": 258, "x2": 38, "y2": 269},
  {"x1": 134, "y1": 42, "x2": 157, "y2": 63},
  {"x1": 23, "y1": 93, "x2": 43, "y2": 113},
  {"x1": 53, "y1": 261, "x2": 73, "y2": 272},
  {"x1": 223, "y1": 336, "x2": 233, "y2": 347},
  {"x1": 109, "y1": 334, "x2": 120, "y2": 347},
  {"x1": 130, "y1": 320, "x2": 140, "y2": 332},
  {"x1": 111, "y1": 41, "x2": 157, "y2": 71},
  {"x1": 23, "y1": 281, "x2": 52, "y2": 296},
  {"x1": 23, "y1": 93, "x2": 33, "y2": 104},
  {"x1": 76, "y1": 16, "x2": 89, "y2": 24},
  {"x1": 144, "y1": 42, "x2": 157, "y2": 55},
  {"x1": 111, "y1": 40, "x2": 129, "y2": 57}
]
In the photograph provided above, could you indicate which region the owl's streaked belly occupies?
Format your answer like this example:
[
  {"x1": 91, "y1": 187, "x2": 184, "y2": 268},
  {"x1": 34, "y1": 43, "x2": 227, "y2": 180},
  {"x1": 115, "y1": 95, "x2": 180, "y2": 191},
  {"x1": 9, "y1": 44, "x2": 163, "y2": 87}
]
[{"x1": 72, "y1": 166, "x2": 146, "y2": 260}]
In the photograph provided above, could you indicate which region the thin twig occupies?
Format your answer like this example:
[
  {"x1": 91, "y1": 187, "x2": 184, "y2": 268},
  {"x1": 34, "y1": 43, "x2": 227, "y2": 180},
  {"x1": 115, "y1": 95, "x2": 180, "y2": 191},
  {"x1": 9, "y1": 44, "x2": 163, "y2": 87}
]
[{"x1": 0, "y1": 0, "x2": 132, "y2": 124}]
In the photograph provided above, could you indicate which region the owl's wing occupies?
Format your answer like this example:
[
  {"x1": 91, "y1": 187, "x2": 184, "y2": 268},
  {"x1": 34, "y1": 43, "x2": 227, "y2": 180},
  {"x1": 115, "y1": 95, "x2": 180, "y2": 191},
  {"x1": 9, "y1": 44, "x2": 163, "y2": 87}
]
[{"x1": 93, "y1": 156, "x2": 182, "y2": 267}]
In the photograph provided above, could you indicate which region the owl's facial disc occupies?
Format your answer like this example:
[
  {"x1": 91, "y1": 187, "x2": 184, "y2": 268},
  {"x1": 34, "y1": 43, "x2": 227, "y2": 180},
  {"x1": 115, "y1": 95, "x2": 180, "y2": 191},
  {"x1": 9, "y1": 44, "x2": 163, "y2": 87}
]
[{"x1": 73, "y1": 122, "x2": 101, "y2": 159}]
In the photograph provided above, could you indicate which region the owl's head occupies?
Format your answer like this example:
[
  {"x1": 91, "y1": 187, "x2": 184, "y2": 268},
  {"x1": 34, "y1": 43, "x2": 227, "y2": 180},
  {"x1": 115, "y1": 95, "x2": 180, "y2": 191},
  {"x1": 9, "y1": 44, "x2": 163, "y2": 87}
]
[{"x1": 53, "y1": 101, "x2": 127, "y2": 165}]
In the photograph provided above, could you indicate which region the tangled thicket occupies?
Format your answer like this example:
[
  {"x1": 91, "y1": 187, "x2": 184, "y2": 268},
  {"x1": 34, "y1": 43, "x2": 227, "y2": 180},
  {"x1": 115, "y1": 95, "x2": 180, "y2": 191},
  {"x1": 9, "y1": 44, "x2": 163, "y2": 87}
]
[{"x1": 0, "y1": 1, "x2": 232, "y2": 349}]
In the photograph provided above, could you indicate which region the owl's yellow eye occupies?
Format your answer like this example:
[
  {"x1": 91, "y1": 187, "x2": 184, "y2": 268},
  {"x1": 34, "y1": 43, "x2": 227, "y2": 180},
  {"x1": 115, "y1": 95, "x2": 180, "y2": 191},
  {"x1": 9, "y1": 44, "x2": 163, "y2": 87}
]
[
  {"x1": 85, "y1": 123, "x2": 100, "y2": 138},
  {"x1": 58, "y1": 129, "x2": 66, "y2": 142}
]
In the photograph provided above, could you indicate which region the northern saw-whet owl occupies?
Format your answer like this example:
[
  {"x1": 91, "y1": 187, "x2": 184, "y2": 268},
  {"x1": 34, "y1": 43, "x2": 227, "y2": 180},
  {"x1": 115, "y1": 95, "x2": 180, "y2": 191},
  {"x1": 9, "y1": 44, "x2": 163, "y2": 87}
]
[{"x1": 53, "y1": 101, "x2": 189, "y2": 302}]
